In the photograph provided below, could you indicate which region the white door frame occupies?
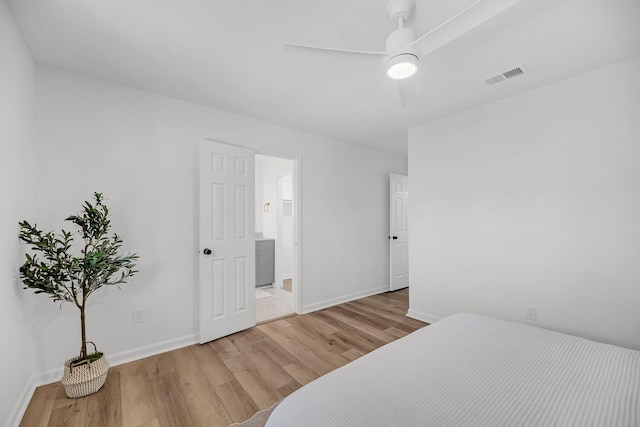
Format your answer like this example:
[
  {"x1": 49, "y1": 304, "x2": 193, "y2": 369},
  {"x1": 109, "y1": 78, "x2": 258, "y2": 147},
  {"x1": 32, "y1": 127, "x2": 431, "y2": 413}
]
[{"x1": 255, "y1": 149, "x2": 302, "y2": 314}]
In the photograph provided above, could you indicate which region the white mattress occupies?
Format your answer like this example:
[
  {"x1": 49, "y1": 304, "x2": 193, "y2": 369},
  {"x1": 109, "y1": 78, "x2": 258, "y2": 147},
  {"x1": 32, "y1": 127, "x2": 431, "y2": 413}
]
[{"x1": 266, "y1": 313, "x2": 640, "y2": 426}]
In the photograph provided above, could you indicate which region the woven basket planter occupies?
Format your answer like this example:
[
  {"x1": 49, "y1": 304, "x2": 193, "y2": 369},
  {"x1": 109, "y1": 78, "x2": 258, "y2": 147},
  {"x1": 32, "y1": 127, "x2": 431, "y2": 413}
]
[{"x1": 60, "y1": 342, "x2": 110, "y2": 398}]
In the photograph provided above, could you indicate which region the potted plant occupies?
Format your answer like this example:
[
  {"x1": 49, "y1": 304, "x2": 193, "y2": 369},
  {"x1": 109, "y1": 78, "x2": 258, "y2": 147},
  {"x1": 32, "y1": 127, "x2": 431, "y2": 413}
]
[{"x1": 18, "y1": 192, "x2": 138, "y2": 398}]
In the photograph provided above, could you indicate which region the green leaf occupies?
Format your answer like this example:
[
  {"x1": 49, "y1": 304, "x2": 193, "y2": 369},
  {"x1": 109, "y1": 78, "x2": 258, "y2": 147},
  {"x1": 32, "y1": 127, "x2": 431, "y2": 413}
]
[{"x1": 17, "y1": 192, "x2": 139, "y2": 316}]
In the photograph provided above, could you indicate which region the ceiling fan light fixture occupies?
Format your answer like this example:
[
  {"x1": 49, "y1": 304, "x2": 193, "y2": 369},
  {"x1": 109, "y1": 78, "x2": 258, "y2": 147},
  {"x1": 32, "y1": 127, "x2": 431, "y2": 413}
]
[{"x1": 386, "y1": 54, "x2": 418, "y2": 79}]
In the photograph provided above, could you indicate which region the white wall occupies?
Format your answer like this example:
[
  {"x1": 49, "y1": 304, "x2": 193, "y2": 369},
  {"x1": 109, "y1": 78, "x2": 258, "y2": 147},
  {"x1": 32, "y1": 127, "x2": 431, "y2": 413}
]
[
  {"x1": 31, "y1": 65, "x2": 407, "y2": 377},
  {"x1": 255, "y1": 154, "x2": 292, "y2": 240},
  {"x1": 278, "y1": 174, "x2": 294, "y2": 280},
  {"x1": 255, "y1": 156, "x2": 264, "y2": 234},
  {"x1": 0, "y1": 2, "x2": 35, "y2": 426},
  {"x1": 408, "y1": 56, "x2": 640, "y2": 350}
]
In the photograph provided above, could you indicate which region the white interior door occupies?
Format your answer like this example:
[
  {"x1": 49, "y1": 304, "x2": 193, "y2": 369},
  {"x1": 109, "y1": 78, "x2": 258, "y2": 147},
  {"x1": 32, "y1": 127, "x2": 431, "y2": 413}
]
[
  {"x1": 390, "y1": 173, "x2": 409, "y2": 291},
  {"x1": 199, "y1": 140, "x2": 255, "y2": 344}
]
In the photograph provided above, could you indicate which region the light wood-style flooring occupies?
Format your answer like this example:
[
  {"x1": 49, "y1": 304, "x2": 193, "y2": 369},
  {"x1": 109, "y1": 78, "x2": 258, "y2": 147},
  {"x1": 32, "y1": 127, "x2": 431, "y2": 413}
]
[{"x1": 20, "y1": 288, "x2": 424, "y2": 427}]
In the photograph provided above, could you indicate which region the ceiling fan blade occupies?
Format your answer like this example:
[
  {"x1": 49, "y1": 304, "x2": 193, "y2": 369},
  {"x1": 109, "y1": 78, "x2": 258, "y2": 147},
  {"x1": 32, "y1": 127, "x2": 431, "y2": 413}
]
[
  {"x1": 285, "y1": 43, "x2": 386, "y2": 63},
  {"x1": 409, "y1": 0, "x2": 521, "y2": 58},
  {"x1": 397, "y1": 78, "x2": 417, "y2": 108}
]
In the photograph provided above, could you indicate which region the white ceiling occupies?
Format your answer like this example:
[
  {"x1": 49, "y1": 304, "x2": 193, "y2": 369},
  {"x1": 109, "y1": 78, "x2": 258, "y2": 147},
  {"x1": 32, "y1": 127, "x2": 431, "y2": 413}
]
[{"x1": 7, "y1": 0, "x2": 640, "y2": 156}]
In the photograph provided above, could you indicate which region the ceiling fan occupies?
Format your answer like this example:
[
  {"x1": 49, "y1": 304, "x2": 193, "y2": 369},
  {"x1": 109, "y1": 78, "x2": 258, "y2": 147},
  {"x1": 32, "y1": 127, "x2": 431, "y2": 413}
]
[{"x1": 285, "y1": 0, "x2": 521, "y2": 106}]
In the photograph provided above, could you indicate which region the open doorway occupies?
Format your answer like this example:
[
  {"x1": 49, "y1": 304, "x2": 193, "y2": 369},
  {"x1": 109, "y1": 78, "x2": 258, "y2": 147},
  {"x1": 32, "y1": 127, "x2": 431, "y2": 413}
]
[{"x1": 255, "y1": 154, "x2": 296, "y2": 323}]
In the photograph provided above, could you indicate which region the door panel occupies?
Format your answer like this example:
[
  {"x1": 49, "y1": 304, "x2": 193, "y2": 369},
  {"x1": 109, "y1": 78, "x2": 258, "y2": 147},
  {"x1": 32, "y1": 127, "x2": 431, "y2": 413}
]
[
  {"x1": 212, "y1": 259, "x2": 225, "y2": 318},
  {"x1": 199, "y1": 141, "x2": 255, "y2": 343},
  {"x1": 235, "y1": 257, "x2": 248, "y2": 311}
]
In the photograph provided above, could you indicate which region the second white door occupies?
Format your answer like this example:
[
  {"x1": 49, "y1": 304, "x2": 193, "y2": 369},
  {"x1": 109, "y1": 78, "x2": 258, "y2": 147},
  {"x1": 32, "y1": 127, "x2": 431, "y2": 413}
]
[{"x1": 390, "y1": 173, "x2": 409, "y2": 291}]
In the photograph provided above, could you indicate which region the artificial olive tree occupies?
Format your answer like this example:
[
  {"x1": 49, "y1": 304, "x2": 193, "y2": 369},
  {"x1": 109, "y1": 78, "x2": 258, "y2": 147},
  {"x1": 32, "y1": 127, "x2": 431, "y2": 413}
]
[{"x1": 18, "y1": 192, "x2": 138, "y2": 363}]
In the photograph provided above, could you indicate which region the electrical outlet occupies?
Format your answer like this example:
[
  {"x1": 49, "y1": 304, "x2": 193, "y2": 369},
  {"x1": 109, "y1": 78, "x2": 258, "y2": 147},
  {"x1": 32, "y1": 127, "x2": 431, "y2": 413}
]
[
  {"x1": 526, "y1": 305, "x2": 537, "y2": 321},
  {"x1": 133, "y1": 308, "x2": 145, "y2": 324}
]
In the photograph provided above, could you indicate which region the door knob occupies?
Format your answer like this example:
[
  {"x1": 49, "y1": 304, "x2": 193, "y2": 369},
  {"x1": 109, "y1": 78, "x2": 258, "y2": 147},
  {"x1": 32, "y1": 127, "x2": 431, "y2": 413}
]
[
  {"x1": 388, "y1": 236, "x2": 398, "y2": 240},
  {"x1": 203, "y1": 248, "x2": 212, "y2": 255}
]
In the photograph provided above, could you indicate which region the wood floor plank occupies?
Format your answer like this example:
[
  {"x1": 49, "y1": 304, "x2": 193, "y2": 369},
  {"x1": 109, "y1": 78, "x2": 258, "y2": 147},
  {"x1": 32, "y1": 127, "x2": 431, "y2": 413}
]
[
  {"x1": 337, "y1": 302, "x2": 411, "y2": 333},
  {"x1": 256, "y1": 321, "x2": 293, "y2": 345},
  {"x1": 120, "y1": 361, "x2": 156, "y2": 427},
  {"x1": 149, "y1": 372, "x2": 199, "y2": 427},
  {"x1": 52, "y1": 384, "x2": 75, "y2": 410},
  {"x1": 276, "y1": 381, "x2": 302, "y2": 398},
  {"x1": 371, "y1": 288, "x2": 409, "y2": 304},
  {"x1": 135, "y1": 419, "x2": 161, "y2": 427},
  {"x1": 233, "y1": 369, "x2": 281, "y2": 410},
  {"x1": 321, "y1": 306, "x2": 401, "y2": 342},
  {"x1": 341, "y1": 348, "x2": 365, "y2": 361},
  {"x1": 20, "y1": 290, "x2": 423, "y2": 426},
  {"x1": 347, "y1": 298, "x2": 413, "y2": 323},
  {"x1": 144, "y1": 353, "x2": 175, "y2": 379},
  {"x1": 223, "y1": 353, "x2": 254, "y2": 373},
  {"x1": 18, "y1": 383, "x2": 57, "y2": 427},
  {"x1": 291, "y1": 315, "x2": 352, "y2": 353},
  {"x1": 213, "y1": 379, "x2": 259, "y2": 422},
  {"x1": 169, "y1": 346, "x2": 228, "y2": 420},
  {"x1": 318, "y1": 311, "x2": 395, "y2": 348},
  {"x1": 210, "y1": 336, "x2": 239, "y2": 354},
  {"x1": 282, "y1": 362, "x2": 318, "y2": 386},
  {"x1": 348, "y1": 298, "x2": 425, "y2": 330},
  {"x1": 244, "y1": 350, "x2": 295, "y2": 390},
  {"x1": 276, "y1": 318, "x2": 351, "y2": 368},
  {"x1": 227, "y1": 327, "x2": 266, "y2": 355},
  {"x1": 190, "y1": 343, "x2": 235, "y2": 386},
  {"x1": 256, "y1": 335, "x2": 299, "y2": 368},
  {"x1": 387, "y1": 326, "x2": 410, "y2": 338},
  {"x1": 311, "y1": 311, "x2": 389, "y2": 352},
  {"x1": 280, "y1": 340, "x2": 336, "y2": 376},
  {"x1": 84, "y1": 369, "x2": 123, "y2": 427},
  {"x1": 330, "y1": 329, "x2": 386, "y2": 354},
  {"x1": 195, "y1": 409, "x2": 233, "y2": 427},
  {"x1": 47, "y1": 398, "x2": 88, "y2": 427},
  {"x1": 295, "y1": 312, "x2": 342, "y2": 336}
]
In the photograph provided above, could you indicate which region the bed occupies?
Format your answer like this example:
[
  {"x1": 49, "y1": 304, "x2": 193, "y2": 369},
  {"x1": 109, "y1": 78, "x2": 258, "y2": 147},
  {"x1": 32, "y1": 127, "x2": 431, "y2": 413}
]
[{"x1": 259, "y1": 313, "x2": 640, "y2": 426}]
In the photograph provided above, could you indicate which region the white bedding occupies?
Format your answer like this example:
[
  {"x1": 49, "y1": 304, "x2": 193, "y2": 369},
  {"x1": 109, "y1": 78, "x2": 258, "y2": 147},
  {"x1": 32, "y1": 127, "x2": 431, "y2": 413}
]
[{"x1": 266, "y1": 313, "x2": 640, "y2": 426}]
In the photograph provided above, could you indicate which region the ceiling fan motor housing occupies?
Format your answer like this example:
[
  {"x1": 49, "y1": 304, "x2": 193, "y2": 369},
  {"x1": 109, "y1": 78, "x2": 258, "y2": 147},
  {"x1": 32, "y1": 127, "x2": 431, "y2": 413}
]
[{"x1": 386, "y1": 27, "x2": 418, "y2": 55}]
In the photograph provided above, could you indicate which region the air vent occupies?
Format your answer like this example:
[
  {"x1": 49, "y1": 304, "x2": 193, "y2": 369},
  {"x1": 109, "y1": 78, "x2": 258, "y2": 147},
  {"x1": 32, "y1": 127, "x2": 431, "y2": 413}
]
[{"x1": 484, "y1": 65, "x2": 527, "y2": 86}]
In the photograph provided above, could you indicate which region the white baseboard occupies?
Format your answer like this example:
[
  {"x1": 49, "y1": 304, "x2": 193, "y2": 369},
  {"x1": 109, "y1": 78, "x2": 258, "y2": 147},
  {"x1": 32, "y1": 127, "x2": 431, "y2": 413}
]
[
  {"x1": 7, "y1": 333, "x2": 198, "y2": 427},
  {"x1": 107, "y1": 334, "x2": 198, "y2": 367},
  {"x1": 5, "y1": 378, "x2": 37, "y2": 427},
  {"x1": 406, "y1": 308, "x2": 441, "y2": 325},
  {"x1": 299, "y1": 285, "x2": 390, "y2": 314},
  {"x1": 30, "y1": 366, "x2": 64, "y2": 391}
]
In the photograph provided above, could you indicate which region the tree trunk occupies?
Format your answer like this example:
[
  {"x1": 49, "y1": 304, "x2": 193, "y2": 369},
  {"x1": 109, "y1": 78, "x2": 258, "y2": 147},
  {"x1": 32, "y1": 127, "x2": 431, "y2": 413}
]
[{"x1": 80, "y1": 304, "x2": 87, "y2": 360}]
